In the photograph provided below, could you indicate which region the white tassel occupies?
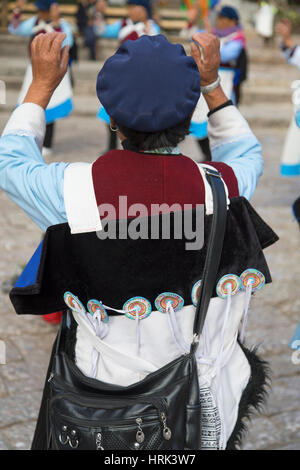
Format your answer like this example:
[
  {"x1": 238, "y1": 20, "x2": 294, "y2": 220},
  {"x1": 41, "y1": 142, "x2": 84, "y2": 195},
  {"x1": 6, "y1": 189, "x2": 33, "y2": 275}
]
[
  {"x1": 240, "y1": 280, "x2": 253, "y2": 343},
  {"x1": 166, "y1": 301, "x2": 189, "y2": 354},
  {"x1": 215, "y1": 283, "x2": 232, "y2": 450}
]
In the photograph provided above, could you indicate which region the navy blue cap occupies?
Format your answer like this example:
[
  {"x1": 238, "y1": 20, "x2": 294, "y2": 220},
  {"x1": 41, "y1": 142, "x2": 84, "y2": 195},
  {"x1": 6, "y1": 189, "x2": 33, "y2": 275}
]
[
  {"x1": 127, "y1": 0, "x2": 152, "y2": 18},
  {"x1": 35, "y1": 0, "x2": 57, "y2": 11},
  {"x1": 97, "y1": 35, "x2": 200, "y2": 132},
  {"x1": 218, "y1": 6, "x2": 239, "y2": 21}
]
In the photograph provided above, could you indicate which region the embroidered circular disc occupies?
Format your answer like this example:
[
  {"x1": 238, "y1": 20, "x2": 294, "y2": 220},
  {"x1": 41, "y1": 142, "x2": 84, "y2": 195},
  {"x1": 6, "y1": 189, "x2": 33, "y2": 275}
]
[
  {"x1": 154, "y1": 292, "x2": 184, "y2": 313},
  {"x1": 87, "y1": 299, "x2": 109, "y2": 323},
  {"x1": 216, "y1": 274, "x2": 241, "y2": 299},
  {"x1": 64, "y1": 291, "x2": 86, "y2": 313},
  {"x1": 191, "y1": 280, "x2": 202, "y2": 307},
  {"x1": 240, "y1": 269, "x2": 265, "y2": 291},
  {"x1": 123, "y1": 297, "x2": 152, "y2": 320}
]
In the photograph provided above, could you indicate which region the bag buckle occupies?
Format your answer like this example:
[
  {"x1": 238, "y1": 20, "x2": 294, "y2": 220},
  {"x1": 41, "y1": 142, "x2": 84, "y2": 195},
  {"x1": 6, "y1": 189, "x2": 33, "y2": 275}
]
[
  {"x1": 203, "y1": 168, "x2": 221, "y2": 178},
  {"x1": 192, "y1": 333, "x2": 199, "y2": 345}
]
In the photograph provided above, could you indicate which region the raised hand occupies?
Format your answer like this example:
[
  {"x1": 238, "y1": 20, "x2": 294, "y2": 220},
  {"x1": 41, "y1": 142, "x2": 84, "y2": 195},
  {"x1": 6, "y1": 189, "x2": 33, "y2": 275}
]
[
  {"x1": 191, "y1": 32, "x2": 228, "y2": 110},
  {"x1": 191, "y1": 32, "x2": 220, "y2": 87},
  {"x1": 16, "y1": 0, "x2": 27, "y2": 10},
  {"x1": 23, "y1": 32, "x2": 69, "y2": 109},
  {"x1": 275, "y1": 19, "x2": 293, "y2": 48}
]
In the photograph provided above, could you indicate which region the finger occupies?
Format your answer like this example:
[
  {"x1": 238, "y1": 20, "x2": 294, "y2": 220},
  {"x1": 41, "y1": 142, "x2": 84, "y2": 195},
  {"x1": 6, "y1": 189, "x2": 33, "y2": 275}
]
[
  {"x1": 30, "y1": 36, "x2": 38, "y2": 57},
  {"x1": 44, "y1": 31, "x2": 60, "y2": 53},
  {"x1": 191, "y1": 41, "x2": 203, "y2": 63},
  {"x1": 192, "y1": 32, "x2": 218, "y2": 54},
  {"x1": 60, "y1": 45, "x2": 70, "y2": 73},
  {"x1": 31, "y1": 33, "x2": 43, "y2": 56},
  {"x1": 51, "y1": 32, "x2": 67, "y2": 57},
  {"x1": 36, "y1": 32, "x2": 49, "y2": 53}
]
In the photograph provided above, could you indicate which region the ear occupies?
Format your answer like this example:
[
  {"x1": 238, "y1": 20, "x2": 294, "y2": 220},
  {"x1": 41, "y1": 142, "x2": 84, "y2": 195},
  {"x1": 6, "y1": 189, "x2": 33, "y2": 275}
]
[{"x1": 109, "y1": 117, "x2": 116, "y2": 127}]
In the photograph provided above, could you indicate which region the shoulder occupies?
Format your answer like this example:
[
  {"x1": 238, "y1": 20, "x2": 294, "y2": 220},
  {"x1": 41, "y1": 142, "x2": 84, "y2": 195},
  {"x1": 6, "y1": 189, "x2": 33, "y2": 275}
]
[{"x1": 198, "y1": 162, "x2": 239, "y2": 199}]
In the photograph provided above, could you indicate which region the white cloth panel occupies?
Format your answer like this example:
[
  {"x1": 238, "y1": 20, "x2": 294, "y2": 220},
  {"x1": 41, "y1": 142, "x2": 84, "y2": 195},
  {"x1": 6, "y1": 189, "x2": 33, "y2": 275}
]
[
  {"x1": 17, "y1": 63, "x2": 73, "y2": 110},
  {"x1": 63, "y1": 162, "x2": 102, "y2": 234}
]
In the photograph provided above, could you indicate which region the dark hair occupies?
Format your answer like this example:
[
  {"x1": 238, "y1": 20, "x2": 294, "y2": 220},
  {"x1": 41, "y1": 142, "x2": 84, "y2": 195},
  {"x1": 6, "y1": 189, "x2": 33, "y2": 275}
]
[{"x1": 117, "y1": 116, "x2": 192, "y2": 151}]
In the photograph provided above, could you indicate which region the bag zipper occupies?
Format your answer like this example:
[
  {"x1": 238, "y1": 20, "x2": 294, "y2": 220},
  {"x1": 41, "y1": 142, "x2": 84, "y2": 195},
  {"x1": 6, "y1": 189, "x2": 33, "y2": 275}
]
[
  {"x1": 48, "y1": 372, "x2": 168, "y2": 415},
  {"x1": 50, "y1": 390, "x2": 167, "y2": 418},
  {"x1": 51, "y1": 409, "x2": 159, "y2": 428},
  {"x1": 49, "y1": 387, "x2": 172, "y2": 449}
]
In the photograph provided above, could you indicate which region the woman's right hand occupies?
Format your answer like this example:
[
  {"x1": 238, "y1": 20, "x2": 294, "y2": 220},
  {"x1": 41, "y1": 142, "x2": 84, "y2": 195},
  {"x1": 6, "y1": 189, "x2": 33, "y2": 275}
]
[
  {"x1": 275, "y1": 19, "x2": 293, "y2": 48},
  {"x1": 16, "y1": 0, "x2": 27, "y2": 10}
]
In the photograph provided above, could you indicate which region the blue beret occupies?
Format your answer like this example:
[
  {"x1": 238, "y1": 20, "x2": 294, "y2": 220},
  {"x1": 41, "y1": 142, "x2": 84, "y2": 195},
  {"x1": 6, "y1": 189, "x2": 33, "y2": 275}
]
[
  {"x1": 97, "y1": 35, "x2": 200, "y2": 132},
  {"x1": 127, "y1": 0, "x2": 152, "y2": 18},
  {"x1": 35, "y1": 0, "x2": 57, "y2": 11},
  {"x1": 218, "y1": 6, "x2": 239, "y2": 21}
]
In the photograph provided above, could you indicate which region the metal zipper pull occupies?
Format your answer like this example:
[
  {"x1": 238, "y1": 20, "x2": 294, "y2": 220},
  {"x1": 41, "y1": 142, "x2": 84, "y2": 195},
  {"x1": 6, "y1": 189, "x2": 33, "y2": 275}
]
[
  {"x1": 161, "y1": 412, "x2": 172, "y2": 440},
  {"x1": 135, "y1": 417, "x2": 145, "y2": 444},
  {"x1": 69, "y1": 429, "x2": 79, "y2": 449},
  {"x1": 48, "y1": 372, "x2": 54, "y2": 382},
  {"x1": 96, "y1": 432, "x2": 104, "y2": 450}
]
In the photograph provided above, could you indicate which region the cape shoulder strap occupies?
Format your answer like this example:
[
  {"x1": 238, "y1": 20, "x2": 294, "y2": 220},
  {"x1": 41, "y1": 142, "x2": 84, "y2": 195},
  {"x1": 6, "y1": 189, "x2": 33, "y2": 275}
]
[{"x1": 192, "y1": 167, "x2": 227, "y2": 348}]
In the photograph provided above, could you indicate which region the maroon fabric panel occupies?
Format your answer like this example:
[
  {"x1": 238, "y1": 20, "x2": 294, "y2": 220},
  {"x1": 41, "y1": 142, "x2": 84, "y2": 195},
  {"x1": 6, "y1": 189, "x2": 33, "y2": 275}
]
[
  {"x1": 206, "y1": 161, "x2": 239, "y2": 198},
  {"x1": 92, "y1": 150, "x2": 239, "y2": 219},
  {"x1": 121, "y1": 31, "x2": 139, "y2": 43}
]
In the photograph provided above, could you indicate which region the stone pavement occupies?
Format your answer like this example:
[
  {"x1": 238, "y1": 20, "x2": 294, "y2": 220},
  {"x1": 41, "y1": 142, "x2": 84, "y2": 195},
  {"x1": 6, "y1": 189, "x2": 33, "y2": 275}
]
[{"x1": 0, "y1": 32, "x2": 300, "y2": 450}]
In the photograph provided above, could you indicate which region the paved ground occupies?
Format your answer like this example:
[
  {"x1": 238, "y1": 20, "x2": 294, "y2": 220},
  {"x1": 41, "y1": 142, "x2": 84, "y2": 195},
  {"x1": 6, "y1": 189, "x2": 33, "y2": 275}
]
[{"x1": 0, "y1": 34, "x2": 300, "y2": 450}]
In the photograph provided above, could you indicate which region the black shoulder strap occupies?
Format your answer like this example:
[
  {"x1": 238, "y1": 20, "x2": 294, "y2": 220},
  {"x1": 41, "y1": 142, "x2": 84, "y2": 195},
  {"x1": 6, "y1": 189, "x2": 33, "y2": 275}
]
[{"x1": 192, "y1": 168, "x2": 227, "y2": 349}]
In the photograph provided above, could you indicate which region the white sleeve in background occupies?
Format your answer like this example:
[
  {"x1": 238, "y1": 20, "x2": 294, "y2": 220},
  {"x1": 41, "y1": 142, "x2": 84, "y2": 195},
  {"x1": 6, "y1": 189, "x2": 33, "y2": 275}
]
[
  {"x1": 288, "y1": 46, "x2": 300, "y2": 70},
  {"x1": 208, "y1": 105, "x2": 263, "y2": 200},
  {"x1": 60, "y1": 19, "x2": 74, "y2": 48},
  {"x1": 2, "y1": 102, "x2": 46, "y2": 151}
]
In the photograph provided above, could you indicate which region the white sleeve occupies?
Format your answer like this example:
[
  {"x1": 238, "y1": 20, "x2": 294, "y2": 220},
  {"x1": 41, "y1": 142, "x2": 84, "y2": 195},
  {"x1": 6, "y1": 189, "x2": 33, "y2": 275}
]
[
  {"x1": 208, "y1": 105, "x2": 253, "y2": 150},
  {"x1": 2, "y1": 103, "x2": 46, "y2": 151},
  {"x1": 208, "y1": 105, "x2": 263, "y2": 200}
]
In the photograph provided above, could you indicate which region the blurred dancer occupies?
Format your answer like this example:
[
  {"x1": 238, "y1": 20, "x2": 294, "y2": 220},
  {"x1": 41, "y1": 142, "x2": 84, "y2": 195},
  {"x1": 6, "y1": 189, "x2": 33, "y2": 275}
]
[
  {"x1": 76, "y1": 0, "x2": 107, "y2": 60},
  {"x1": 9, "y1": 0, "x2": 74, "y2": 156},
  {"x1": 276, "y1": 19, "x2": 300, "y2": 179},
  {"x1": 190, "y1": 5, "x2": 248, "y2": 159},
  {"x1": 179, "y1": 0, "x2": 220, "y2": 39},
  {"x1": 255, "y1": 1, "x2": 277, "y2": 45},
  {"x1": 276, "y1": 19, "x2": 300, "y2": 358}
]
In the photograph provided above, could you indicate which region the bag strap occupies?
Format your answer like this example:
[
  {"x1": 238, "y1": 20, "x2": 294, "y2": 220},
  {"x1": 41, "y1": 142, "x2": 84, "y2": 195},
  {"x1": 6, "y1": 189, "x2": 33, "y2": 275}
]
[{"x1": 192, "y1": 167, "x2": 227, "y2": 350}]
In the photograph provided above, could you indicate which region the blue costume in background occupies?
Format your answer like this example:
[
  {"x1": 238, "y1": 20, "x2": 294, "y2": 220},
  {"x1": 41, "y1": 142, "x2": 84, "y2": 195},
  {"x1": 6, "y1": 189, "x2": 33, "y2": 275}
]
[{"x1": 9, "y1": 0, "x2": 74, "y2": 151}]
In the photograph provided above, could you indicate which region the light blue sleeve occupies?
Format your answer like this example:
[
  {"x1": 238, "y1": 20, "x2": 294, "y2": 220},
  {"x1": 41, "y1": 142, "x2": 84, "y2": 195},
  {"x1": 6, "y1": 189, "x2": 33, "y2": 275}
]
[
  {"x1": 0, "y1": 134, "x2": 68, "y2": 231},
  {"x1": 212, "y1": 136, "x2": 263, "y2": 200},
  {"x1": 208, "y1": 106, "x2": 263, "y2": 200},
  {"x1": 60, "y1": 20, "x2": 74, "y2": 48},
  {"x1": 153, "y1": 24, "x2": 160, "y2": 34},
  {"x1": 220, "y1": 40, "x2": 243, "y2": 63},
  {"x1": 98, "y1": 20, "x2": 122, "y2": 38},
  {"x1": 287, "y1": 46, "x2": 300, "y2": 71},
  {"x1": 8, "y1": 16, "x2": 37, "y2": 36}
]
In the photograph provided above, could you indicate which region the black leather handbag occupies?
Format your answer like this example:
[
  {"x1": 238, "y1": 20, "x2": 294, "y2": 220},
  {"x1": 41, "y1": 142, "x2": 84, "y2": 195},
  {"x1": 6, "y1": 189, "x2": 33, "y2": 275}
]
[{"x1": 47, "y1": 168, "x2": 227, "y2": 451}]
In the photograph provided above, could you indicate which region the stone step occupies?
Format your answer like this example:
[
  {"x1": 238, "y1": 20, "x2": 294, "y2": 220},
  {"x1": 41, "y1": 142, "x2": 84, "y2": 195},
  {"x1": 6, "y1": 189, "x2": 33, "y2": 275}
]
[
  {"x1": 1, "y1": 54, "x2": 298, "y2": 91},
  {"x1": 2, "y1": 31, "x2": 300, "y2": 65},
  {"x1": 1, "y1": 72, "x2": 294, "y2": 106}
]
